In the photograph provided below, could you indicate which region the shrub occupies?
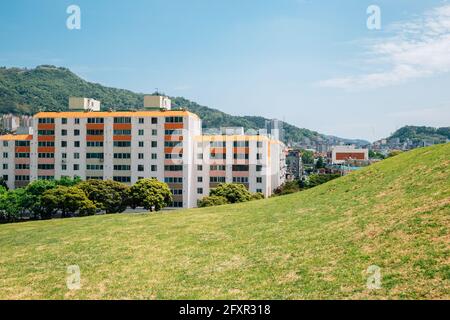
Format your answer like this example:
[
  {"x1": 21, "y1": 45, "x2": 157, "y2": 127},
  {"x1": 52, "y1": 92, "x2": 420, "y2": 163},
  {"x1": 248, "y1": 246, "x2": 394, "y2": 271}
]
[
  {"x1": 198, "y1": 195, "x2": 229, "y2": 208},
  {"x1": 210, "y1": 183, "x2": 252, "y2": 203},
  {"x1": 273, "y1": 180, "x2": 301, "y2": 196},
  {"x1": 128, "y1": 178, "x2": 172, "y2": 212},
  {"x1": 251, "y1": 192, "x2": 265, "y2": 200},
  {"x1": 78, "y1": 180, "x2": 129, "y2": 214}
]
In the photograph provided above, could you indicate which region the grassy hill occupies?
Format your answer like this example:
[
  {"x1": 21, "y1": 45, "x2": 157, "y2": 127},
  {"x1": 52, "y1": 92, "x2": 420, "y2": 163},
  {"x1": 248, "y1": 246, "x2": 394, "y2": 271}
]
[
  {"x1": 0, "y1": 65, "x2": 368, "y2": 145},
  {"x1": 0, "y1": 143, "x2": 449, "y2": 299}
]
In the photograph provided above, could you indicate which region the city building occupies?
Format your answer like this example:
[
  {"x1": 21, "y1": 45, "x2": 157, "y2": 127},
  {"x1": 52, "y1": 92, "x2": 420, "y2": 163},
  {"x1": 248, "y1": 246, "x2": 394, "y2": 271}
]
[
  {"x1": 0, "y1": 96, "x2": 286, "y2": 208},
  {"x1": 265, "y1": 119, "x2": 284, "y2": 141},
  {"x1": 285, "y1": 149, "x2": 303, "y2": 180},
  {"x1": 329, "y1": 146, "x2": 369, "y2": 164}
]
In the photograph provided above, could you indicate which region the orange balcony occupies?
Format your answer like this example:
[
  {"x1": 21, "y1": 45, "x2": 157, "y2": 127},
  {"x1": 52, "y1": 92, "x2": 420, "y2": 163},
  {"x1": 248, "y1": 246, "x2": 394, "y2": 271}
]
[
  {"x1": 113, "y1": 135, "x2": 132, "y2": 141},
  {"x1": 164, "y1": 123, "x2": 184, "y2": 130},
  {"x1": 86, "y1": 123, "x2": 104, "y2": 130},
  {"x1": 87, "y1": 135, "x2": 104, "y2": 142},
  {"x1": 113, "y1": 123, "x2": 132, "y2": 130},
  {"x1": 37, "y1": 123, "x2": 55, "y2": 130}
]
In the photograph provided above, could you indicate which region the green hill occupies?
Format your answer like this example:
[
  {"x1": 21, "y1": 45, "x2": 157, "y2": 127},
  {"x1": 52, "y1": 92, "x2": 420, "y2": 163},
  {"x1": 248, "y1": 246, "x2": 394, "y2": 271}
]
[
  {"x1": 388, "y1": 126, "x2": 450, "y2": 144},
  {"x1": 0, "y1": 65, "x2": 368, "y2": 145},
  {"x1": 0, "y1": 143, "x2": 448, "y2": 299}
]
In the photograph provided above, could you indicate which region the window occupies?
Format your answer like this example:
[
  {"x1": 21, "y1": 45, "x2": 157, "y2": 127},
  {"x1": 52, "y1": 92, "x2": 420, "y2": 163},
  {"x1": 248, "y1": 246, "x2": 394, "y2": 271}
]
[
  {"x1": 2, "y1": 141, "x2": 8, "y2": 147},
  {"x1": 257, "y1": 141, "x2": 263, "y2": 148},
  {"x1": 197, "y1": 188, "x2": 203, "y2": 194},
  {"x1": 165, "y1": 129, "x2": 183, "y2": 135},
  {"x1": 3, "y1": 175, "x2": 8, "y2": 181},
  {"x1": 197, "y1": 165, "x2": 203, "y2": 171},
  {"x1": 3, "y1": 152, "x2": 8, "y2": 158},
  {"x1": 138, "y1": 153, "x2": 144, "y2": 159},
  {"x1": 38, "y1": 164, "x2": 55, "y2": 170},
  {"x1": 15, "y1": 175, "x2": 30, "y2": 181},
  {"x1": 87, "y1": 164, "x2": 103, "y2": 170},
  {"x1": 15, "y1": 164, "x2": 30, "y2": 170},
  {"x1": 257, "y1": 153, "x2": 263, "y2": 160},
  {"x1": 151, "y1": 141, "x2": 157, "y2": 148},
  {"x1": 73, "y1": 164, "x2": 79, "y2": 171},
  {"x1": 114, "y1": 153, "x2": 131, "y2": 159},
  {"x1": 256, "y1": 165, "x2": 263, "y2": 172},
  {"x1": 37, "y1": 153, "x2": 53, "y2": 158},
  {"x1": 210, "y1": 153, "x2": 226, "y2": 159},
  {"x1": 74, "y1": 129, "x2": 80, "y2": 136},
  {"x1": 233, "y1": 153, "x2": 249, "y2": 160},
  {"x1": 151, "y1": 165, "x2": 157, "y2": 172},
  {"x1": 87, "y1": 118, "x2": 104, "y2": 123},
  {"x1": 138, "y1": 141, "x2": 144, "y2": 147},
  {"x1": 137, "y1": 165, "x2": 144, "y2": 172},
  {"x1": 172, "y1": 189, "x2": 183, "y2": 195},
  {"x1": 2, "y1": 164, "x2": 7, "y2": 170},
  {"x1": 62, "y1": 153, "x2": 67, "y2": 159},
  {"x1": 152, "y1": 129, "x2": 157, "y2": 136},
  {"x1": 15, "y1": 141, "x2": 30, "y2": 147},
  {"x1": 74, "y1": 153, "x2": 80, "y2": 159},
  {"x1": 151, "y1": 117, "x2": 158, "y2": 124},
  {"x1": 151, "y1": 153, "x2": 157, "y2": 160},
  {"x1": 74, "y1": 141, "x2": 80, "y2": 148},
  {"x1": 139, "y1": 118, "x2": 144, "y2": 124},
  {"x1": 114, "y1": 165, "x2": 131, "y2": 171},
  {"x1": 61, "y1": 164, "x2": 67, "y2": 171},
  {"x1": 38, "y1": 118, "x2": 55, "y2": 124},
  {"x1": 61, "y1": 141, "x2": 67, "y2": 148},
  {"x1": 86, "y1": 153, "x2": 104, "y2": 159},
  {"x1": 210, "y1": 141, "x2": 226, "y2": 147},
  {"x1": 87, "y1": 141, "x2": 104, "y2": 147},
  {"x1": 38, "y1": 130, "x2": 55, "y2": 136},
  {"x1": 164, "y1": 165, "x2": 183, "y2": 171},
  {"x1": 164, "y1": 177, "x2": 183, "y2": 183},
  {"x1": 210, "y1": 165, "x2": 226, "y2": 171},
  {"x1": 197, "y1": 153, "x2": 203, "y2": 159},
  {"x1": 232, "y1": 165, "x2": 249, "y2": 171},
  {"x1": 87, "y1": 129, "x2": 104, "y2": 135},
  {"x1": 113, "y1": 141, "x2": 131, "y2": 147},
  {"x1": 113, "y1": 130, "x2": 131, "y2": 135},
  {"x1": 210, "y1": 176, "x2": 226, "y2": 183},
  {"x1": 256, "y1": 177, "x2": 262, "y2": 183},
  {"x1": 113, "y1": 176, "x2": 131, "y2": 183},
  {"x1": 15, "y1": 152, "x2": 30, "y2": 158},
  {"x1": 61, "y1": 118, "x2": 67, "y2": 125},
  {"x1": 61, "y1": 129, "x2": 67, "y2": 136},
  {"x1": 256, "y1": 189, "x2": 262, "y2": 193},
  {"x1": 138, "y1": 129, "x2": 144, "y2": 136},
  {"x1": 170, "y1": 201, "x2": 183, "y2": 208},
  {"x1": 233, "y1": 177, "x2": 248, "y2": 183},
  {"x1": 38, "y1": 141, "x2": 55, "y2": 147},
  {"x1": 164, "y1": 141, "x2": 182, "y2": 147},
  {"x1": 114, "y1": 117, "x2": 131, "y2": 124},
  {"x1": 74, "y1": 118, "x2": 80, "y2": 124},
  {"x1": 197, "y1": 177, "x2": 203, "y2": 182},
  {"x1": 165, "y1": 116, "x2": 183, "y2": 123},
  {"x1": 233, "y1": 141, "x2": 249, "y2": 147}
]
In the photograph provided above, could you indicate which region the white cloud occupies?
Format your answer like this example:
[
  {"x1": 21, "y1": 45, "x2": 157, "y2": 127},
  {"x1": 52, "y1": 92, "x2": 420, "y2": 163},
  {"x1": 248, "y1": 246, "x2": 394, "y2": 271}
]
[{"x1": 319, "y1": 4, "x2": 450, "y2": 90}]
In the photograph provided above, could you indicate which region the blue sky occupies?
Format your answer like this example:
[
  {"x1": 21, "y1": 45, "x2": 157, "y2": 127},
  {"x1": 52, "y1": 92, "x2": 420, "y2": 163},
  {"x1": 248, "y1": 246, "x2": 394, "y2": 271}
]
[{"x1": 1, "y1": 0, "x2": 449, "y2": 141}]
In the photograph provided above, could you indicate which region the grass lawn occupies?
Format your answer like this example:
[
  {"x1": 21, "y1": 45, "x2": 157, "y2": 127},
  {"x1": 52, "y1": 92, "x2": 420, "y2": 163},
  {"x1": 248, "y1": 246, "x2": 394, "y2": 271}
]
[{"x1": 0, "y1": 143, "x2": 449, "y2": 299}]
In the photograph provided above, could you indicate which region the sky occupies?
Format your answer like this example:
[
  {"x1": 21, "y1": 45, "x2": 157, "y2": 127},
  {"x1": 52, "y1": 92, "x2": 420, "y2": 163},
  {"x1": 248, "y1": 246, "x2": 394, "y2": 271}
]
[{"x1": 1, "y1": 0, "x2": 450, "y2": 141}]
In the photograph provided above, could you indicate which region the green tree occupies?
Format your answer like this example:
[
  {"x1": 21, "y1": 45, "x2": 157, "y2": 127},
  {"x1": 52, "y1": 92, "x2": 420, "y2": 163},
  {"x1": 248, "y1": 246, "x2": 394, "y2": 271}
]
[
  {"x1": 24, "y1": 180, "x2": 57, "y2": 219},
  {"x1": 273, "y1": 180, "x2": 301, "y2": 196},
  {"x1": 56, "y1": 176, "x2": 81, "y2": 187},
  {"x1": 315, "y1": 156, "x2": 325, "y2": 169},
  {"x1": 307, "y1": 174, "x2": 340, "y2": 189},
  {"x1": 41, "y1": 186, "x2": 96, "y2": 218},
  {"x1": 128, "y1": 178, "x2": 172, "y2": 212},
  {"x1": 0, "y1": 188, "x2": 27, "y2": 222},
  {"x1": 78, "y1": 180, "x2": 129, "y2": 214},
  {"x1": 210, "y1": 183, "x2": 252, "y2": 203},
  {"x1": 301, "y1": 150, "x2": 314, "y2": 164},
  {"x1": 198, "y1": 195, "x2": 229, "y2": 208},
  {"x1": 0, "y1": 177, "x2": 8, "y2": 190}
]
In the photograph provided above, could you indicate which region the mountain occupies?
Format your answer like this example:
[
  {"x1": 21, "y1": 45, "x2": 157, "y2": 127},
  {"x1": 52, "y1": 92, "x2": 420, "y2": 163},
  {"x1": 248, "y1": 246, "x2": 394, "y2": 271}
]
[
  {"x1": 0, "y1": 65, "x2": 369, "y2": 145},
  {"x1": 1, "y1": 143, "x2": 448, "y2": 299},
  {"x1": 387, "y1": 126, "x2": 450, "y2": 144}
]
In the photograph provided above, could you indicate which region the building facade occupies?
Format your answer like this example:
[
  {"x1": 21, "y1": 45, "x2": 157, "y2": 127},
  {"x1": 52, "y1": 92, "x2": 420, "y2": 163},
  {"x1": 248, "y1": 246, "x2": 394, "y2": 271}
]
[
  {"x1": 329, "y1": 146, "x2": 369, "y2": 164},
  {"x1": 0, "y1": 96, "x2": 286, "y2": 208}
]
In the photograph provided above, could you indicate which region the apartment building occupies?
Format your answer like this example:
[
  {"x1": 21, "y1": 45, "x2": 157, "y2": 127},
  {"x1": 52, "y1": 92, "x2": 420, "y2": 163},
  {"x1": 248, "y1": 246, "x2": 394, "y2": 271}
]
[{"x1": 0, "y1": 96, "x2": 286, "y2": 208}]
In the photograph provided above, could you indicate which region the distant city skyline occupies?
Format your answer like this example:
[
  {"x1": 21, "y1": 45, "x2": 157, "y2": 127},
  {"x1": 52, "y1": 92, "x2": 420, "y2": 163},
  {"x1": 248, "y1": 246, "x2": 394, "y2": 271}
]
[{"x1": 1, "y1": 0, "x2": 449, "y2": 141}]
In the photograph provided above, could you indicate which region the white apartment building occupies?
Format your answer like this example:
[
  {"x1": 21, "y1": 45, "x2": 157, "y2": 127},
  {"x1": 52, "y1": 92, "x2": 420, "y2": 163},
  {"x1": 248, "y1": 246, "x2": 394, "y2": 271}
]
[{"x1": 0, "y1": 96, "x2": 286, "y2": 208}]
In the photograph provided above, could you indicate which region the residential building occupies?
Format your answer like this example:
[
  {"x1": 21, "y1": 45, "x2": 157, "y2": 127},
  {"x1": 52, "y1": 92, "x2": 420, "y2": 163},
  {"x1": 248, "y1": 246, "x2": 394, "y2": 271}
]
[{"x1": 0, "y1": 96, "x2": 286, "y2": 208}]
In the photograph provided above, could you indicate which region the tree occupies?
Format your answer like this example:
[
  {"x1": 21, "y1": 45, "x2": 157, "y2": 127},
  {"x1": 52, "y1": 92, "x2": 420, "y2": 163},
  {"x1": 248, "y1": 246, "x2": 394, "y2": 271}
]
[
  {"x1": 24, "y1": 180, "x2": 57, "y2": 219},
  {"x1": 306, "y1": 174, "x2": 340, "y2": 189},
  {"x1": 56, "y1": 176, "x2": 81, "y2": 187},
  {"x1": 41, "y1": 186, "x2": 96, "y2": 218},
  {"x1": 273, "y1": 180, "x2": 300, "y2": 196},
  {"x1": 0, "y1": 177, "x2": 8, "y2": 190},
  {"x1": 315, "y1": 156, "x2": 325, "y2": 169},
  {"x1": 0, "y1": 188, "x2": 27, "y2": 222},
  {"x1": 301, "y1": 150, "x2": 314, "y2": 164},
  {"x1": 210, "y1": 183, "x2": 252, "y2": 203},
  {"x1": 128, "y1": 179, "x2": 172, "y2": 212},
  {"x1": 198, "y1": 195, "x2": 229, "y2": 208},
  {"x1": 78, "y1": 180, "x2": 129, "y2": 214}
]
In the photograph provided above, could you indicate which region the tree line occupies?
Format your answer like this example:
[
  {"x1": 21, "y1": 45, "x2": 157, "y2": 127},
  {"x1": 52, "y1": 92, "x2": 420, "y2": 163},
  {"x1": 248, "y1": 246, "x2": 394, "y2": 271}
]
[{"x1": 0, "y1": 178, "x2": 172, "y2": 223}]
